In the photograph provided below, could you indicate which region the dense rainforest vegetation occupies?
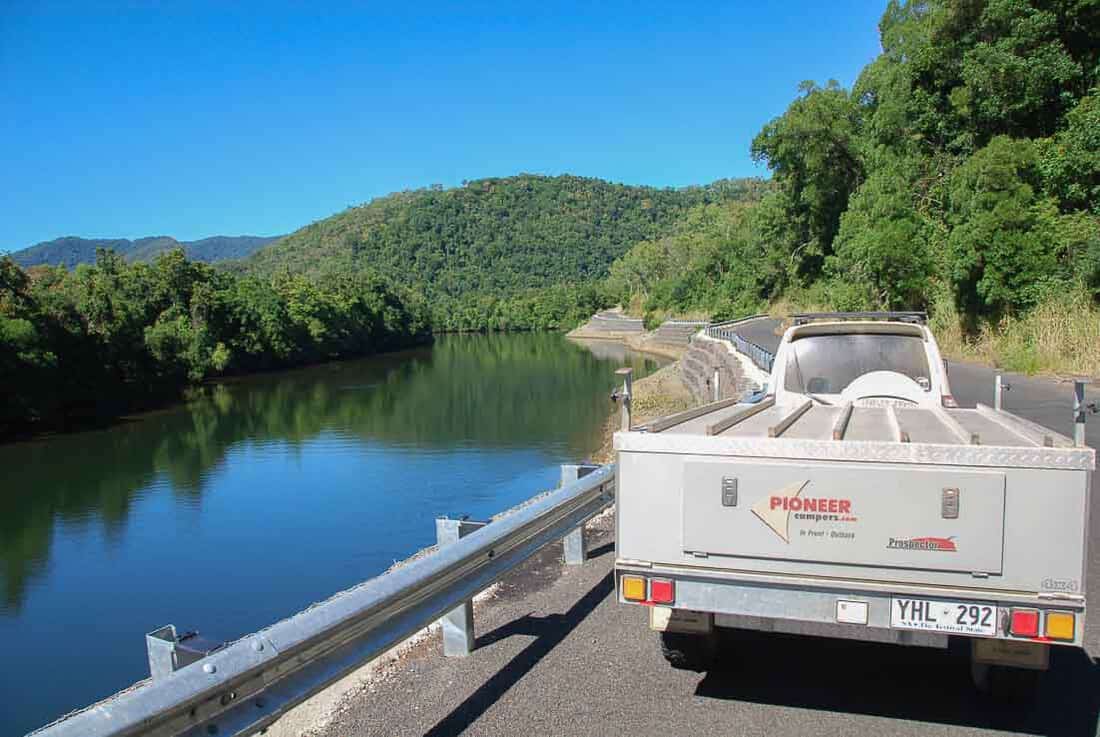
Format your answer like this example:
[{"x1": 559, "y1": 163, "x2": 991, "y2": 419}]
[
  {"x1": 10, "y1": 234, "x2": 281, "y2": 268},
  {"x1": 243, "y1": 174, "x2": 766, "y2": 331},
  {"x1": 0, "y1": 250, "x2": 428, "y2": 435},
  {"x1": 607, "y1": 0, "x2": 1099, "y2": 372},
  {"x1": 1, "y1": 176, "x2": 764, "y2": 435}
]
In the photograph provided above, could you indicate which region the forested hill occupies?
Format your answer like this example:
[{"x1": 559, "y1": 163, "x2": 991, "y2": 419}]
[
  {"x1": 243, "y1": 175, "x2": 766, "y2": 328},
  {"x1": 606, "y1": 0, "x2": 1099, "y2": 375},
  {"x1": 11, "y1": 234, "x2": 282, "y2": 268}
]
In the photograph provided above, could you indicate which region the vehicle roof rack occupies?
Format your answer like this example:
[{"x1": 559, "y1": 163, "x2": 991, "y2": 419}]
[{"x1": 791, "y1": 311, "x2": 927, "y2": 326}]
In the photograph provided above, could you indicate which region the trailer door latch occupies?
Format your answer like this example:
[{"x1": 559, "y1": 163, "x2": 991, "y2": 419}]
[
  {"x1": 941, "y1": 487, "x2": 959, "y2": 519},
  {"x1": 721, "y1": 477, "x2": 738, "y2": 507}
]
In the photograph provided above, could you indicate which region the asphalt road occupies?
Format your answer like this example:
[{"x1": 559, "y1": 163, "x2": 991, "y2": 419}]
[
  {"x1": 320, "y1": 318, "x2": 1100, "y2": 737},
  {"x1": 735, "y1": 316, "x2": 785, "y2": 355}
]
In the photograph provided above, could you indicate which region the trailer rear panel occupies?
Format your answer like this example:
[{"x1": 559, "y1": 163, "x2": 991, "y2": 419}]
[{"x1": 616, "y1": 403, "x2": 1093, "y2": 601}]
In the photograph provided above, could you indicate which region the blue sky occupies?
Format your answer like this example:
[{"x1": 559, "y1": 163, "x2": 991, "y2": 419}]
[{"x1": 1, "y1": 1, "x2": 885, "y2": 251}]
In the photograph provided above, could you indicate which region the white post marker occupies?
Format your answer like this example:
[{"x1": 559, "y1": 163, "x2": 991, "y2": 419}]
[
  {"x1": 616, "y1": 367, "x2": 633, "y2": 432},
  {"x1": 994, "y1": 375, "x2": 1005, "y2": 411},
  {"x1": 1074, "y1": 379, "x2": 1088, "y2": 448}
]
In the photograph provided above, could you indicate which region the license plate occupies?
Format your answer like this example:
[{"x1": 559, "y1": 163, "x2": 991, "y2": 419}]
[{"x1": 890, "y1": 597, "x2": 998, "y2": 636}]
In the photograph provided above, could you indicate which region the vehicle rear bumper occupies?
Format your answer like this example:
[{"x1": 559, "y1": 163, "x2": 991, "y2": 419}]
[{"x1": 615, "y1": 561, "x2": 1085, "y2": 648}]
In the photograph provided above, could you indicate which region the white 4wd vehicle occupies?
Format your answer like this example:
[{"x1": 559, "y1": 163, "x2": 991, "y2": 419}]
[{"x1": 614, "y1": 312, "x2": 1093, "y2": 696}]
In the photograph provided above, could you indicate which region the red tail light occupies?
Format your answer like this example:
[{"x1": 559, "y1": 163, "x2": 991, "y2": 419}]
[
  {"x1": 650, "y1": 579, "x2": 675, "y2": 605},
  {"x1": 942, "y1": 394, "x2": 959, "y2": 408},
  {"x1": 1010, "y1": 608, "x2": 1040, "y2": 637}
]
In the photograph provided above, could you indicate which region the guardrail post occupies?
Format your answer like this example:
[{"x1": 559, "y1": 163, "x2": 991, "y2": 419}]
[
  {"x1": 146, "y1": 625, "x2": 178, "y2": 680},
  {"x1": 144, "y1": 625, "x2": 223, "y2": 679},
  {"x1": 435, "y1": 517, "x2": 488, "y2": 657},
  {"x1": 560, "y1": 464, "x2": 599, "y2": 564}
]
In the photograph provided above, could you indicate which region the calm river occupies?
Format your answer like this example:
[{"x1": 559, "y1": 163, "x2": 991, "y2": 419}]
[{"x1": 0, "y1": 333, "x2": 664, "y2": 735}]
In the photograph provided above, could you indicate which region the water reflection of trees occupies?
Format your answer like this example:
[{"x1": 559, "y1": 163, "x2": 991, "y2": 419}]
[{"x1": 0, "y1": 333, "x2": 660, "y2": 609}]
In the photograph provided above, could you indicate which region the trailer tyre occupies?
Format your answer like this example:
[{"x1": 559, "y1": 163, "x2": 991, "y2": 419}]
[{"x1": 659, "y1": 630, "x2": 718, "y2": 672}]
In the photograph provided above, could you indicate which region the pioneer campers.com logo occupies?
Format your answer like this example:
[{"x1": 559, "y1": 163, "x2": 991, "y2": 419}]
[
  {"x1": 886, "y1": 536, "x2": 957, "y2": 552},
  {"x1": 751, "y1": 480, "x2": 857, "y2": 543}
]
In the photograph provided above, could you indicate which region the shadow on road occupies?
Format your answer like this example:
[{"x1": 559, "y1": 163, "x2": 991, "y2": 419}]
[
  {"x1": 423, "y1": 569, "x2": 614, "y2": 737},
  {"x1": 696, "y1": 629, "x2": 1099, "y2": 735},
  {"x1": 586, "y1": 541, "x2": 615, "y2": 559}
]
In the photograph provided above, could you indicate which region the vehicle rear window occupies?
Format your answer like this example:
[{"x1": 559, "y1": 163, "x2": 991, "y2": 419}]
[{"x1": 783, "y1": 333, "x2": 930, "y2": 395}]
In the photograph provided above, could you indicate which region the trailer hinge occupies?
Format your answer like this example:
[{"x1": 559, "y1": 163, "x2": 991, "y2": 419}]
[{"x1": 691, "y1": 551, "x2": 709, "y2": 559}]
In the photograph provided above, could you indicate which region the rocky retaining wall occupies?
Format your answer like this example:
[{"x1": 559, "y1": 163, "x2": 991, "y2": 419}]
[{"x1": 680, "y1": 334, "x2": 763, "y2": 403}]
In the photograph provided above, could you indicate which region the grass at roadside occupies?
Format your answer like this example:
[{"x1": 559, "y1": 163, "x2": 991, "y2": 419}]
[{"x1": 929, "y1": 290, "x2": 1100, "y2": 378}]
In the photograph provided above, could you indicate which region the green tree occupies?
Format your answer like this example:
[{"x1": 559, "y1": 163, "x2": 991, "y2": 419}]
[
  {"x1": 751, "y1": 81, "x2": 865, "y2": 283},
  {"x1": 1039, "y1": 91, "x2": 1100, "y2": 213},
  {"x1": 1, "y1": 249, "x2": 428, "y2": 437},
  {"x1": 947, "y1": 136, "x2": 1064, "y2": 314},
  {"x1": 828, "y1": 165, "x2": 934, "y2": 309}
]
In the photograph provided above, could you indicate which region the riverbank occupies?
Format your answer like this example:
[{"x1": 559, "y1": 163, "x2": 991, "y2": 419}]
[
  {"x1": 1, "y1": 253, "x2": 433, "y2": 443},
  {"x1": 5, "y1": 322, "x2": 678, "y2": 446},
  {"x1": 0, "y1": 336, "x2": 436, "y2": 445},
  {"x1": 590, "y1": 363, "x2": 695, "y2": 464}
]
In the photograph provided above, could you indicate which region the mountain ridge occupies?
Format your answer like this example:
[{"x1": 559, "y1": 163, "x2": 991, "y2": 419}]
[
  {"x1": 241, "y1": 173, "x2": 768, "y2": 329},
  {"x1": 10, "y1": 234, "x2": 283, "y2": 268}
]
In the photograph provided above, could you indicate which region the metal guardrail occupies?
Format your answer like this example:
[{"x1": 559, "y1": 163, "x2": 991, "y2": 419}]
[
  {"x1": 31, "y1": 464, "x2": 616, "y2": 737},
  {"x1": 703, "y1": 315, "x2": 776, "y2": 373},
  {"x1": 704, "y1": 313, "x2": 769, "y2": 330}
]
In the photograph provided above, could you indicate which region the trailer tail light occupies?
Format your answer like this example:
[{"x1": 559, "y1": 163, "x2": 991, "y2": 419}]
[
  {"x1": 1010, "y1": 608, "x2": 1040, "y2": 637},
  {"x1": 650, "y1": 579, "x2": 675, "y2": 605},
  {"x1": 622, "y1": 576, "x2": 646, "y2": 602},
  {"x1": 1044, "y1": 611, "x2": 1075, "y2": 641},
  {"x1": 941, "y1": 394, "x2": 959, "y2": 408}
]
